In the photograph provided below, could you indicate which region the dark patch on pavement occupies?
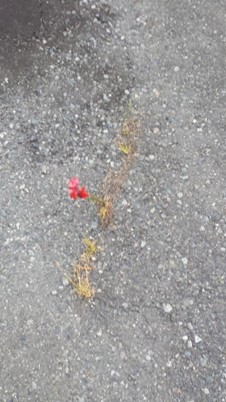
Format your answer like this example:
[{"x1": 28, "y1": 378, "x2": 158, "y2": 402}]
[
  {"x1": 0, "y1": 0, "x2": 42, "y2": 39},
  {"x1": 0, "y1": 1, "x2": 119, "y2": 84}
]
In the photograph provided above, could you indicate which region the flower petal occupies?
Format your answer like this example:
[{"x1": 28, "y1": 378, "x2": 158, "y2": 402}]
[
  {"x1": 68, "y1": 177, "x2": 79, "y2": 190},
  {"x1": 68, "y1": 188, "x2": 78, "y2": 199},
  {"x1": 78, "y1": 187, "x2": 89, "y2": 198}
]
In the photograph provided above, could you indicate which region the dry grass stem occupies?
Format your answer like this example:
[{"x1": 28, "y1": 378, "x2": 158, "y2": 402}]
[{"x1": 72, "y1": 262, "x2": 95, "y2": 299}]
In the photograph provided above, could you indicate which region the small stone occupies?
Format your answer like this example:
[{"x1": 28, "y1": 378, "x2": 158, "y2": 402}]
[
  {"x1": 0, "y1": 132, "x2": 6, "y2": 139},
  {"x1": 103, "y1": 94, "x2": 110, "y2": 102},
  {"x1": 200, "y1": 356, "x2": 207, "y2": 367},
  {"x1": 62, "y1": 278, "x2": 69, "y2": 287},
  {"x1": 32, "y1": 381, "x2": 37, "y2": 390},
  {"x1": 149, "y1": 154, "x2": 155, "y2": 160},
  {"x1": 182, "y1": 335, "x2": 188, "y2": 342},
  {"x1": 194, "y1": 335, "x2": 202, "y2": 344},
  {"x1": 188, "y1": 340, "x2": 192, "y2": 348},
  {"x1": 174, "y1": 66, "x2": 180, "y2": 72},
  {"x1": 153, "y1": 127, "x2": 160, "y2": 134},
  {"x1": 146, "y1": 354, "x2": 151, "y2": 361},
  {"x1": 182, "y1": 257, "x2": 188, "y2": 265},
  {"x1": 177, "y1": 192, "x2": 183, "y2": 198},
  {"x1": 163, "y1": 303, "x2": 173, "y2": 313},
  {"x1": 153, "y1": 88, "x2": 160, "y2": 97},
  {"x1": 121, "y1": 199, "x2": 128, "y2": 206},
  {"x1": 51, "y1": 290, "x2": 57, "y2": 295},
  {"x1": 90, "y1": 220, "x2": 98, "y2": 229},
  {"x1": 150, "y1": 207, "x2": 155, "y2": 213},
  {"x1": 97, "y1": 329, "x2": 102, "y2": 337},
  {"x1": 141, "y1": 240, "x2": 146, "y2": 248},
  {"x1": 203, "y1": 388, "x2": 210, "y2": 395},
  {"x1": 41, "y1": 165, "x2": 47, "y2": 175},
  {"x1": 184, "y1": 351, "x2": 191, "y2": 359}
]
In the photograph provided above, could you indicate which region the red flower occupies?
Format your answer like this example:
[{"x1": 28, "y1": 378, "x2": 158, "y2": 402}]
[
  {"x1": 68, "y1": 177, "x2": 79, "y2": 199},
  {"x1": 68, "y1": 177, "x2": 89, "y2": 200},
  {"x1": 78, "y1": 187, "x2": 89, "y2": 199}
]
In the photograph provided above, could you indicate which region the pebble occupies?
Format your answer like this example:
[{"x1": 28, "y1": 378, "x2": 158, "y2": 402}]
[
  {"x1": 90, "y1": 220, "x2": 98, "y2": 229},
  {"x1": 174, "y1": 66, "x2": 180, "y2": 72},
  {"x1": 103, "y1": 94, "x2": 110, "y2": 102},
  {"x1": 194, "y1": 335, "x2": 202, "y2": 344},
  {"x1": 188, "y1": 340, "x2": 192, "y2": 348},
  {"x1": 0, "y1": 132, "x2": 6, "y2": 139},
  {"x1": 163, "y1": 303, "x2": 173, "y2": 313},
  {"x1": 184, "y1": 351, "x2": 191, "y2": 359},
  {"x1": 200, "y1": 356, "x2": 207, "y2": 367},
  {"x1": 51, "y1": 290, "x2": 57, "y2": 295},
  {"x1": 149, "y1": 154, "x2": 155, "y2": 160},
  {"x1": 121, "y1": 199, "x2": 128, "y2": 206},
  {"x1": 182, "y1": 257, "x2": 188, "y2": 265},
  {"x1": 62, "y1": 278, "x2": 69, "y2": 287},
  {"x1": 153, "y1": 88, "x2": 160, "y2": 97},
  {"x1": 97, "y1": 329, "x2": 102, "y2": 337},
  {"x1": 141, "y1": 240, "x2": 146, "y2": 248},
  {"x1": 41, "y1": 165, "x2": 47, "y2": 175},
  {"x1": 203, "y1": 388, "x2": 210, "y2": 395},
  {"x1": 153, "y1": 127, "x2": 160, "y2": 134},
  {"x1": 32, "y1": 381, "x2": 37, "y2": 390}
]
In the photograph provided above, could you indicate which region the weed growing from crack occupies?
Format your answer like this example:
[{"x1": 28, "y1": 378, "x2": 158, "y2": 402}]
[
  {"x1": 118, "y1": 141, "x2": 133, "y2": 155},
  {"x1": 89, "y1": 195, "x2": 113, "y2": 227},
  {"x1": 66, "y1": 103, "x2": 141, "y2": 299},
  {"x1": 71, "y1": 262, "x2": 95, "y2": 299},
  {"x1": 71, "y1": 237, "x2": 100, "y2": 298},
  {"x1": 121, "y1": 117, "x2": 140, "y2": 137},
  {"x1": 98, "y1": 195, "x2": 112, "y2": 227},
  {"x1": 81, "y1": 237, "x2": 100, "y2": 261}
]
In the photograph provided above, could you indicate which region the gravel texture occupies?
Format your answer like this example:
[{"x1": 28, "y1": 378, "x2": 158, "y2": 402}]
[{"x1": 1, "y1": 0, "x2": 226, "y2": 401}]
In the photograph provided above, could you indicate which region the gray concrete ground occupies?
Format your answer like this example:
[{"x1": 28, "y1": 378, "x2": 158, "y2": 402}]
[{"x1": 1, "y1": 0, "x2": 226, "y2": 401}]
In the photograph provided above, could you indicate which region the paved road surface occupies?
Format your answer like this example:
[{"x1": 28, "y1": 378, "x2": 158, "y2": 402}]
[{"x1": 0, "y1": 1, "x2": 226, "y2": 401}]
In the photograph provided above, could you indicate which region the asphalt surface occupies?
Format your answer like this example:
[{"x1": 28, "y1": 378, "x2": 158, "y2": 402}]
[{"x1": 1, "y1": 1, "x2": 226, "y2": 401}]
